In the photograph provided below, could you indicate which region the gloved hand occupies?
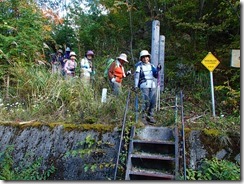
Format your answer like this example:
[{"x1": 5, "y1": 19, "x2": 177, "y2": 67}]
[
  {"x1": 91, "y1": 71, "x2": 96, "y2": 75},
  {"x1": 126, "y1": 70, "x2": 132, "y2": 76},
  {"x1": 111, "y1": 78, "x2": 116, "y2": 83},
  {"x1": 66, "y1": 70, "x2": 71, "y2": 74},
  {"x1": 157, "y1": 64, "x2": 162, "y2": 71},
  {"x1": 131, "y1": 86, "x2": 140, "y2": 93}
]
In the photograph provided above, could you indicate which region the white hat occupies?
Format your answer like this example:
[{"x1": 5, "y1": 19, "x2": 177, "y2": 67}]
[
  {"x1": 117, "y1": 53, "x2": 129, "y2": 63},
  {"x1": 70, "y1": 51, "x2": 77, "y2": 57},
  {"x1": 139, "y1": 50, "x2": 151, "y2": 60}
]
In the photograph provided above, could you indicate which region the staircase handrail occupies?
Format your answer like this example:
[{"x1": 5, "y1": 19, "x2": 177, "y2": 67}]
[
  {"x1": 180, "y1": 90, "x2": 186, "y2": 180},
  {"x1": 113, "y1": 90, "x2": 131, "y2": 180}
]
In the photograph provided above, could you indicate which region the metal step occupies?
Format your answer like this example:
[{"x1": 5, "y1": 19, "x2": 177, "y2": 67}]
[
  {"x1": 132, "y1": 139, "x2": 175, "y2": 145},
  {"x1": 132, "y1": 140, "x2": 175, "y2": 157},
  {"x1": 135, "y1": 126, "x2": 174, "y2": 142},
  {"x1": 131, "y1": 153, "x2": 175, "y2": 161},
  {"x1": 129, "y1": 168, "x2": 175, "y2": 180},
  {"x1": 125, "y1": 126, "x2": 178, "y2": 180}
]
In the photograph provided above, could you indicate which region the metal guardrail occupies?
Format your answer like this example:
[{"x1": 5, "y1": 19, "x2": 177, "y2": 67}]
[
  {"x1": 113, "y1": 90, "x2": 131, "y2": 180},
  {"x1": 175, "y1": 90, "x2": 186, "y2": 180},
  {"x1": 180, "y1": 90, "x2": 186, "y2": 180}
]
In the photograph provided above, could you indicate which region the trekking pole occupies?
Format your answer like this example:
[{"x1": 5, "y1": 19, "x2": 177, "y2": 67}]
[
  {"x1": 180, "y1": 90, "x2": 186, "y2": 180},
  {"x1": 114, "y1": 90, "x2": 131, "y2": 180},
  {"x1": 174, "y1": 92, "x2": 179, "y2": 178},
  {"x1": 135, "y1": 92, "x2": 139, "y2": 123}
]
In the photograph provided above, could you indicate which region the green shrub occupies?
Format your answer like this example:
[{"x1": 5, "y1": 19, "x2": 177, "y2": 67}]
[
  {"x1": 0, "y1": 145, "x2": 56, "y2": 180},
  {"x1": 185, "y1": 157, "x2": 240, "y2": 180}
]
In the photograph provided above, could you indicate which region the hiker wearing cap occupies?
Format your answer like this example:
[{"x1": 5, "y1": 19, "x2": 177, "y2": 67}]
[
  {"x1": 133, "y1": 50, "x2": 162, "y2": 124},
  {"x1": 64, "y1": 47, "x2": 71, "y2": 60},
  {"x1": 51, "y1": 49, "x2": 64, "y2": 74},
  {"x1": 108, "y1": 53, "x2": 131, "y2": 95},
  {"x1": 64, "y1": 51, "x2": 78, "y2": 78},
  {"x1": 80, "y1": 50, "x2": 95, "y2": 84}
]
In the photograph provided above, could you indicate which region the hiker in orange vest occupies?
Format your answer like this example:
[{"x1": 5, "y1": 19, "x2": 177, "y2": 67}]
[{"x1": 108, "y1": 53, "x2": 131, "y2": 95}]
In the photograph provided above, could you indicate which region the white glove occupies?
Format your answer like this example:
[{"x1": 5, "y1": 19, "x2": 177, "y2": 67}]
[
  {"x1": 111, "y1": 78, "x2": 116, "y2": 83},
  {"x1": 126, "y1": 70, "x2": 131, "y2": 76},
  {"x1": 67, "y1": 70, "x2": 71, "y2": 74}
]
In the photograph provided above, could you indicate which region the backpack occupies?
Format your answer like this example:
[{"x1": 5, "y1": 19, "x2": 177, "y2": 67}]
[
  {"x1": 104, "y1": 58, "x2": 115, "y2": 78},
  {"x1": 138, "y1": 65, "x2": 146, "y2": 87}
]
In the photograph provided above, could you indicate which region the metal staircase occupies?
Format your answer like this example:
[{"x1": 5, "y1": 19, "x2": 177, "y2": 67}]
[
  {"x1": 113, "y1": 90, "x2": 185, "y2": 180},
  {"x1": 125, "y1": 125, "x2": 179, "y2": 180}
]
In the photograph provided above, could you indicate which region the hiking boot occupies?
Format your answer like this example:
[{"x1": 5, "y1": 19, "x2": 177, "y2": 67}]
[
  {"x1": 141, "y1": 113, "x2": 148, "y2": 124},
  {"x1": 147, "y1": 116, "x2": 156, "y2": 124},
  {"x1": 141, "y1": 113, "x2": 146, "y2": 119}
]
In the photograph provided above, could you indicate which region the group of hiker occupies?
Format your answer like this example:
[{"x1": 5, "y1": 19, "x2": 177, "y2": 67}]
[
  {"x1": 50, "y1": 48, "x2": 161, "y2": 124},
  {"x1": 50, "y1": 48, "x2": 95, "y2": 83}
]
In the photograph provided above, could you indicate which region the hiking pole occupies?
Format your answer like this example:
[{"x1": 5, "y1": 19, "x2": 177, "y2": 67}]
[
  {"x1": 180, "y1": 90, "x2": 186, "y2": 180},
  {"x1": 156, "y1": 85, "x2": 160, "y2": 111},
  {"x1": 135, "y1": 91, "x2": 139, "y2": 123},
  {"x1": 174, "y1": 92, "x2": 179, "y2": 179},
  {"x1": 114, "y1": 90, "x2": 131, "y2": 180}
]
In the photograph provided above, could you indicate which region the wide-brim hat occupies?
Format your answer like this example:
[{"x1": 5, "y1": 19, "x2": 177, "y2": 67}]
[
  {"x1": 70, "y1": 51, "x2": 77, "y2": 57},
  {"x1": 86, "y1": 50, "x2": 94, "y2": 56},
  {"x1": 139, "y1": 50, "x2": 151, "y2": 60},
  {"x1": 116, "y1": 53, "x2": 129, "y2": 63}
]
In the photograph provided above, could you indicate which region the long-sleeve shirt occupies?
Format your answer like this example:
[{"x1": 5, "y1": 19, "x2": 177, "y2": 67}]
[
  {"x1": 80, "y1": 57, "x2": 92, "y2": 77},
  {"x1": 64, "y1": 59, "x2": 77, "y2": 73},
  {"x1": 134, "y1": 62, "x2": 158, "y2": 88}
]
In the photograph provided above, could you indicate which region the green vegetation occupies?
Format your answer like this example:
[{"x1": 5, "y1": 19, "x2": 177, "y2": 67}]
[
  {"x1": 65, "y1": 134, "x2": 115, "y2": 179},
  {"x1": 0, "y1": 0, "x2": 240, "y2": 181},
  {"x1": 0, "y1": 0, "x2": 240, "y2": 131},
  {"x1": 0, "y1": 146, "x2": 56, "y2": 180},
  {"x1": 185, "y1": 157, "x2": 240, "y2": 180}
]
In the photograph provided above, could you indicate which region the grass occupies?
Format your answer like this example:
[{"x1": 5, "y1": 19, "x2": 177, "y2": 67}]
[{"x1": 0, "y1": 63, "x2": 240, "y2": 136}]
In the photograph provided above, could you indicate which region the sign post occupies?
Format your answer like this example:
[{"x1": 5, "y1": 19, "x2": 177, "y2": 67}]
[{"x1": 201, "y1": 52, "x2": 220, "y2": 117}]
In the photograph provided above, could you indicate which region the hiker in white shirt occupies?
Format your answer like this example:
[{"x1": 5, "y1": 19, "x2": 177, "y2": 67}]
[
  {"x1": 80, "y1": 50, "x2": 95, "y2": 84},
  {"x1": 134, "y1": 50, "x2": 161, "y2": 124}
]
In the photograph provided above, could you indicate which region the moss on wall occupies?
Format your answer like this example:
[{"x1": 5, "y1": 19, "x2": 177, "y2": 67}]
[{"x1": 0, "y1": 121, "x2": 115, "y2": 133}]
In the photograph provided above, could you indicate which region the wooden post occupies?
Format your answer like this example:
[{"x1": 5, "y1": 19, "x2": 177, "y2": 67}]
[
  {"x1": 6, "y1": 74, "x2": 9, "y2": 99},
  {"x1": 151, "y1": 20, "x2": 160, "y2": 66},
  {"x1": 152, "y1": 20, "x2": 161, "y2": 111},
  {"x1": 159, "y1": 35, "x2": 165, "y2": 92}
]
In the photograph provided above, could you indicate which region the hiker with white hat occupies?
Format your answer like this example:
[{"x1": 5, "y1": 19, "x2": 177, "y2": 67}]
[
  {"x1": 108, "y1": 53, "x2": 131, "y2": 95},
  {"x1": 133, "y1": 50, "x2": 162, "y2": 124},
  {"x1": 64, "y1": 51, "x2": 78, "y2": 78}
]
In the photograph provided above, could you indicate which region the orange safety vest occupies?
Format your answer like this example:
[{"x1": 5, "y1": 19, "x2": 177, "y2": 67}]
[{"x1": 108, "y1": 61, "x2": 126, "y2": 83}]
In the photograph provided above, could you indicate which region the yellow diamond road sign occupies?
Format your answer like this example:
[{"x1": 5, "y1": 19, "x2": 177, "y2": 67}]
[{"x1": 201, "y1": 52, "x2": 220, "y2": 72}]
